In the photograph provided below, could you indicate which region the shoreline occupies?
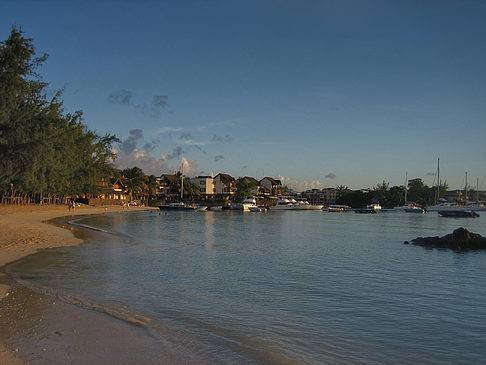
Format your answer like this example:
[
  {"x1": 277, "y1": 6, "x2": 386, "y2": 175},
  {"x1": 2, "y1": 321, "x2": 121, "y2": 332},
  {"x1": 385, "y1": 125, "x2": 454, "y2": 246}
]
[{"x1": 0, "y1": 204, "x2": 160, "y2": 364}]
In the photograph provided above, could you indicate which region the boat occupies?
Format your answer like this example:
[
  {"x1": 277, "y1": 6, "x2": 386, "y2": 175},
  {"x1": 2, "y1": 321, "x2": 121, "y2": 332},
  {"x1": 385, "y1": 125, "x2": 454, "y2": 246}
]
[
  {"x1": 367, "y1": 203, "x2": 382, "y2": 211},
  {"x1": 295, "y1": 200, "x2": 324, "y2": 210},
  {"x1": 353, "y1": 208, "x2": 377, "y2": 214},
  {"x1": 327, "y1": 204, "x2": 351, "y2": 212},
  {"x1": 232, "y1": 198, "x2": 261, "y2": 212},
  {"x1": 404, "y1": 204, "x2": 427, "y2": 213},
  {"x1": 438, "y1": 210, "x2": 480, "y2": 218},
  {"x1": 269, "y1": 198, "x2": 299, "y2": 210},
  {"x1": 158, "y1": 202, "x2": 197, "y2": 211}
]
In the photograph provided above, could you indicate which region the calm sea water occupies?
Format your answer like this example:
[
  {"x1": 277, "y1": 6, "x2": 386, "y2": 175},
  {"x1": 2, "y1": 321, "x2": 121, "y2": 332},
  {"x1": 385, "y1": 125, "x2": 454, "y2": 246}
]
[{"x1": 8, "y1": 210, "x2": 486, "y2": 364}]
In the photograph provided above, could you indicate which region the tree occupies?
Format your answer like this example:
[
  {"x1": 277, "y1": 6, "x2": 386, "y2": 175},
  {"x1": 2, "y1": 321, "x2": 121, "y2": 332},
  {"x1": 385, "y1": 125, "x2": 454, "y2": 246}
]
[
  {"x1": 234, "y1": 177, "x2": 256, "y2": 202},
  {"x1": 336, "y1": 190, "x2": 370, "y2": 208},
  {"x1": 0, "y1": 27, "x2": 118, "y2": 200},
  {"x1": 122, "y1": 167, "x2": 144, "y2": 200},
  {"x1": 182, "y1": 177, "x2": 200, "y2": 200},
  {"x1": 145, "y1": 175, "x2": 158, "y2": 197}
]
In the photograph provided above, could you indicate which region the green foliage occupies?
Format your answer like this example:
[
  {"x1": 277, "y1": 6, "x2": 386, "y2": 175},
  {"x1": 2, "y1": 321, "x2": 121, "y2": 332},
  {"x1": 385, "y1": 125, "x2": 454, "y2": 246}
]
[
  {"x1": 0, "y1": 27, "x2": 118, "y2": 196},
  {"x1": 122, "y1": 167, "x2": 144, "y2": 199},
  {"x1": 182, "y1": 177, "x2": 200, "y2": 200},
  {"x1": 336, "y1": 190, "x2": 370, "y2": 208},
  {"x1": 234, "y1": 177, "x2": 256, "y2": 202}
]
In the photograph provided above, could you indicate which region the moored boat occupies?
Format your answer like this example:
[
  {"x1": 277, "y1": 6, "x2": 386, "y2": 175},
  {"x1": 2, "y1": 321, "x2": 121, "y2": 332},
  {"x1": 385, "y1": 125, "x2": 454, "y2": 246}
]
[
  {"x1": 438, "y1": 210, "x2": 479, "y2": 218},
  {"x1": 404, "y1": 204, "x2": 427, "y2": 213},
  {"x1": 353, "y1": 208, "x2": 376, "y2": 214},
  {"x1": 158, "y1": 202, "x2": 198, "y2": 211},
  {"x1": 327, "y1": 204, "x2": 351, "y2": 212}
]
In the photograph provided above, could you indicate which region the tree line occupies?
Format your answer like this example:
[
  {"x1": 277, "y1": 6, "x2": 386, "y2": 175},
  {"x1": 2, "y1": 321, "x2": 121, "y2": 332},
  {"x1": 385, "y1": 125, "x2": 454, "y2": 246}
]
[
  {"x1": 0, "y1": 27, "x2": 118, "y2": 204},
  {"x1": 335, "y1": 179, "x2": 449, "y2": 208}
]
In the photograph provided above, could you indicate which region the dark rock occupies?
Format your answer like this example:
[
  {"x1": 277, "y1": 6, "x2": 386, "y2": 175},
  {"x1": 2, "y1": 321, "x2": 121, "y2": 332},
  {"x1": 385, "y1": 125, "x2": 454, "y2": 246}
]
[{"x1": 410, "y1": 228, "x2": 486, "y2": 251}]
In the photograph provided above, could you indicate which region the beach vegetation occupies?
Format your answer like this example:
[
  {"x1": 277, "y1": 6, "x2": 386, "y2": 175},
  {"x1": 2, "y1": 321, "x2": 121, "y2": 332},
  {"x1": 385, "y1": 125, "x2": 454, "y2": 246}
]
[{"x1": 0, "y1": 27, "x2": 118, "y2": 204}]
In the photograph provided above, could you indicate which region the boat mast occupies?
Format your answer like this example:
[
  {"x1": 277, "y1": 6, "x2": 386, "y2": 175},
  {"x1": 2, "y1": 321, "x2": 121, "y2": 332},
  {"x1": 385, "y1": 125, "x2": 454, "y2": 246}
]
[
  {"x1": 477, "y1": 177, "x2": 479, "y2": 204},
  {"x1": 404, "y1": 171, "x2": 408, "y2": 203},
  {"x1": 180, "y1": 164, "x2": 184, "y2": 201},
  {"x1": 465, "y1": 172, "x2": 468, "y2": 201},
  {"x1": 436, "y1": 158, "x2": 440, "y2": 205}
]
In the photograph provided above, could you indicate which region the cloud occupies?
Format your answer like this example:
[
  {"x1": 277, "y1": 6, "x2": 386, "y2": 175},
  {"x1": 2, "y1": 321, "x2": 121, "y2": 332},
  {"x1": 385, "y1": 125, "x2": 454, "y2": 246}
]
[
  {"x1": 108, "y1": 90, "x2": 171, "y2": 118},
  {"x1": 278, "y1": 176, "x2": 324, "y2": 192},
  {"x1": 211, "y1": 134, "x2": 233, "y2": 142},
  {"x1": 214, "y1": 155, "x2": 224, "y2": 162},
  {"x1": 166, "y1": 146, "x2": 185, "y2": 160},
  {"x1": 114, "y1": 149, "x2": 199, "y2": 177},
  {"x1": 426, "y1": 172, "x2": 436, "y2": 176},
  {"x1": 108, "y1": 90, "x2": 133, "y2": 105},
  {"x1": 152, "y1": 95, "x2": 168, "y2": 109},
  {"x1": 325, "y1": 173, "x2": 337, "y2": 179},
  {"x1": 180, "y1": 132, "x2": 192, "y2": 140},
  {"x1": 155, "y1": 127, "x2": 182, "y2": 135},
  {"x1": 142, "y1": 139, "x2": 160, "y2": 152},
  {"x1": 119, "y1": 129, "x2": 144, "y2": 154}
]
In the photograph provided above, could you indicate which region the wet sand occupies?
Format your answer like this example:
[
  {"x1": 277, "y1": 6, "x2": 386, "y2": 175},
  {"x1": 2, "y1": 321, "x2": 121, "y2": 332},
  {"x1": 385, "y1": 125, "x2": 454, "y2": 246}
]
[{"x1": 0, "y1": 204, "x2": 194, "y2": 364}]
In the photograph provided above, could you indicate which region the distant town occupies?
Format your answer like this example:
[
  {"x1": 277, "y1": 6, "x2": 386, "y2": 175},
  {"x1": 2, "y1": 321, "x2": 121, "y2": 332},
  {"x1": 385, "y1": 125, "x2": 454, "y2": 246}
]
[{"x1": 90, "y1": 169, "x2": 485, "y2": 209}]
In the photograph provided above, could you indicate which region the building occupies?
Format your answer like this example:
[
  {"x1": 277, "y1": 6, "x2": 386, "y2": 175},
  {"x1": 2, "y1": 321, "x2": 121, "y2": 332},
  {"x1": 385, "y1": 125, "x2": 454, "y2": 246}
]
[
  {"x1": 157, "y1": 174, "x2": 180, "y2": 197},
  {"x1": 214, "y1": 173, "x2": 236, "y2": 196},
  {"x1": 191, "y1": 176, "x2": 215, "y2": 196},
  {"x1": 259, "y1": 177, "x2": 282, "y2": 196},
  {"x1": 302, "y1": 188, "x2": 338, "y2": 205}
]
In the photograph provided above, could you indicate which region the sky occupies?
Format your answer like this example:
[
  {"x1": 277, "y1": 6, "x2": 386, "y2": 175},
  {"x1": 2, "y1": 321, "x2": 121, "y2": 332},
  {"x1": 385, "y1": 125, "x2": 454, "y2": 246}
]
[{"x1": 2, "y1": 0, "x2": 485, "y2": 191}]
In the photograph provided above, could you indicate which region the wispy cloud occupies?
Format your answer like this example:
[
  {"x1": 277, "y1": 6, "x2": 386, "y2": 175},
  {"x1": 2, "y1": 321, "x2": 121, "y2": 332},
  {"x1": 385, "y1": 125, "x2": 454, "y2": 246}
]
[
  {"x1": 108, "y1": 90, "x2": 171, "y2": 118},
  {"x1": 155, "y1": 127, "x2": 182, "y2": 134},
  {"x1": 214, "y1": 155, "x2": 224, "y2": 162},
  {"x1": 325, "y1": 173, "x2": 337, "y2": 179},
  {"x1": 211, "y1": 134, "x2": 233, "y2": 142}
]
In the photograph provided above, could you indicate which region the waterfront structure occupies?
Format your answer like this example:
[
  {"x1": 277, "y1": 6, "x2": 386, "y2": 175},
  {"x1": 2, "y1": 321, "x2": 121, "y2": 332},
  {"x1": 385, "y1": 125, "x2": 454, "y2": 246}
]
[
  {"x1": 156, "y1": 174, "x2": 180, "y2": 198},
  {"x1": 214, "y1": 173, "x2": 236, "y2": 197},
  {"x1": 302, "y1": 188, "x2": 338, "y2": 205},
  {"x1": 259, "y1": 177, "x2": 282, "y2": 196},
  {"x1": 191, "y1": 176, "x2": 215, "y2": 196}
]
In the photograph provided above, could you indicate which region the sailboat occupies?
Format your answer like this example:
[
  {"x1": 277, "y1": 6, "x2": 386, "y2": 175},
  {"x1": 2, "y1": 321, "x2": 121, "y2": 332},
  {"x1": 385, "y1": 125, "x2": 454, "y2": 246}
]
[{"x1": 393, "y1": 172, "x2": 426, "y2": 213}]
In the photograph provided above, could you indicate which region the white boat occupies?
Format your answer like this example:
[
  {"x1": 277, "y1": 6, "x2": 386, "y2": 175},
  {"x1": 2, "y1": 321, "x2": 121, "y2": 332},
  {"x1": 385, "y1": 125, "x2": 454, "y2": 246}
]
[
  {"x1": 295, "y1": 200, "x2": 324, "y2": 210},
  {"x1": 270, "y1": 198, "x2": 299, "y2": 210},
  {"x1": 231, "y1": 198, "x2": 262, "y2": 211},
  {"x1": 243, "y1": 198, "x2": 261, "y2": 212},
  {"x1": 367, "y1": 203, "x2": 382, "y2": 211},
  {"x1": 327, "y1": 204, "x2": 351, "y2": 212}
]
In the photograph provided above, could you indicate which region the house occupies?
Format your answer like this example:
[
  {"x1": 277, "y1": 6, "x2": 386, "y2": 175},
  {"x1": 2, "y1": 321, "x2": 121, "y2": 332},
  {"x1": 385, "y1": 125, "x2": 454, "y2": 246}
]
[
  {"x1": 157, "y1": 174, "x2": 180, "y2": 197},
  {"x1": 259, "y1": 177, "x2": 283, "y2": 196},
  {"x1": 95, "y1": 177, "x2": 130, "y2": 203},
  {"x1": 243, "y1": 176, "x2": 267, "y2": 196},
  {"x1": 214, "y1": 173, "x2": 236, "y2": 196},
  {"x1": 191, "y1": 176, "x2": 215, "y2": 196}
]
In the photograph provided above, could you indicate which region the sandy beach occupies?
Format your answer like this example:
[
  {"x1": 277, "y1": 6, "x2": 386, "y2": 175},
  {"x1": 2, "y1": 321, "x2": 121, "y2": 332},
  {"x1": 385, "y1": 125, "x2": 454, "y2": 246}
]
[{"x1": 0, "y1": 204, "x2": 185, "y2": 365}]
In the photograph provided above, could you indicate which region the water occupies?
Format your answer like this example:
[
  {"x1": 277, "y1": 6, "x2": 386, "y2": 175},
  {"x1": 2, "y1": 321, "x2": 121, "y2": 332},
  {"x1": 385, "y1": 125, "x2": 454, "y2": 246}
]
[{"x1": 8, "y1": 210, "x2": 486, "y2": 364}]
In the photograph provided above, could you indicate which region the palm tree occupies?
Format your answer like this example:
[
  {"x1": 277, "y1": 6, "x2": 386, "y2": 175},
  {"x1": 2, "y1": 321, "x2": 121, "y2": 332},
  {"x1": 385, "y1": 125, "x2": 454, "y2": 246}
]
[{"x1": 122, "y1": 167, "x2": 144, "y2": 200}]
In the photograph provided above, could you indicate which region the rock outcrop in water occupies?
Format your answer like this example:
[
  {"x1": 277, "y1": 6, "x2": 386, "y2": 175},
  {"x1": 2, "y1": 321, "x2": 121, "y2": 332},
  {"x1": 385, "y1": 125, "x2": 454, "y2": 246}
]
[{"x1": 406, "y1": 228, "x2": 486, "y2": 251}]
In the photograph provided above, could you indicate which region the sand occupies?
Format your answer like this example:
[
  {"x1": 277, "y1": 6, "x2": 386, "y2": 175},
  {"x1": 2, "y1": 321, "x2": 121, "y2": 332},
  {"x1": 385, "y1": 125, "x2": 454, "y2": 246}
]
[{"x1": 0, "y1": 204, "x2": 186, "y2": 365}]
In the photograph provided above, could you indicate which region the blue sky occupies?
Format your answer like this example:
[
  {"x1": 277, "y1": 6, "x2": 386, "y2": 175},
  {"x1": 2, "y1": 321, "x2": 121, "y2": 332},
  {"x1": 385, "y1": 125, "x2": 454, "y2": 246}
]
[{"x1": 2, "y1": 0, "x2": 485, "y2": 190}]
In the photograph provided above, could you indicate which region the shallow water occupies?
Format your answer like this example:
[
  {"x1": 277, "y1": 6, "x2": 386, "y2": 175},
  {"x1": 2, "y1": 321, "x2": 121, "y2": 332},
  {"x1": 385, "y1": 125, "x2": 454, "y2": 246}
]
[{"x1": 8, "y1": 210, "x2": 486, "y2": 364}]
